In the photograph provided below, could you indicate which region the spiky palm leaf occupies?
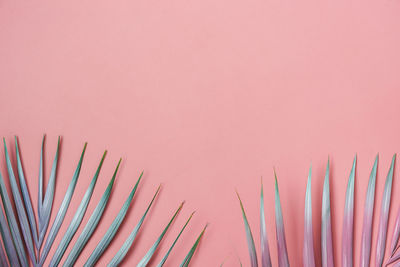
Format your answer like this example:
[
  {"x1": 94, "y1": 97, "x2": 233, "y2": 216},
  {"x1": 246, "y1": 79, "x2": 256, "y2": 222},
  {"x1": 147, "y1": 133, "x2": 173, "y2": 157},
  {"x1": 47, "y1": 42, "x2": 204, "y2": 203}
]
[
  {"x1": 0, "y1": 136, "x2": 203, "y2": 266},
  {"x1": 238, "y1": 155, "x2": 400, "y2": 267}
]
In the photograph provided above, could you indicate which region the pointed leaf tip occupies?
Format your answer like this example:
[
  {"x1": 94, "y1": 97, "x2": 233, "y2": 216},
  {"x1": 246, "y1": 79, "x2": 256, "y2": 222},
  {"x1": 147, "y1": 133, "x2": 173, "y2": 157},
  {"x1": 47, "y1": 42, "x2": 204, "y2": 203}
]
[
  {"x1": 342, "y1": 156, "x2": 356, "y2": 267},
  {"x1": 359, "y1": 156, "x2": 378, "y2": 267},
  {"x1": 303, "y1": 170, "x2": 315, "y2": 267},
  {"x1": 237, "y1": 191, "x2": 258, "y2": 267},
  {"x1": 321, "y1": 159, "x2": 334, "y2": 267},
  {"x1": 376, "y1": 154, "x2": 396, "y2": 267}
]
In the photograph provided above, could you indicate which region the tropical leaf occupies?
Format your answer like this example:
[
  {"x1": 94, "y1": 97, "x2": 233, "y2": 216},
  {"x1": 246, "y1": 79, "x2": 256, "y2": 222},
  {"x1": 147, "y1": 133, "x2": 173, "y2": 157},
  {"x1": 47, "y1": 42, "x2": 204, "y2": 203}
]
[
  {"x1": 303, "y1": 167, "x2": 315, "y2": 267},
  {"x1": 359, "y1": 155, "x2": 378, "y2": 267},
  {"x1": 156, "y1": 211, "x2": 195, "y2": 267},
  {"x1": 62, "y1": 159, "x2": 121, "y2": 267},
  {"x1": 236, "y1": 191, "x2": 258, "y2": 267},
  {"x1": 137, "y1": 201, "x2": 184, "y2": 267},
  {"x1": 3, "y1": 139, "x2": 36, "y2": 265},
  {"x1": 0, "y1": 136, "x2": 199, "y2": 267},
  {"x1": 49, "y1": 151, "x2": 107, "y2": 267},
  {"x1": 375, "y1": 154, "x2": 396, "y2": 266},
  {"x1": 274, "y1": 170, "x2": 290, "y2": 267},
  {"x1": 39, "y1": 143, "x2": 87, "y2": 265},
  {"x1": 84, "y1": 171, "x2": 143, "y2": 267},
  {"x1": 179, "y1": 224, "x2": 208, "y2": 267},
  {"x1": 342, "y1": 155, "x2": 356, "y2": 267},
  {"x1": 38, "y1": 136, "x2": 60, "y2": 249},
  {"x1": 108, "y1": 185, "x2": 161, "y2": 267},
  {"x1": 0, "y1": 168, "x2": 29, "y2": 267},
  {"x1": 15, "y1": 136, "x2": 39, "y2": 250},
  {"x1": 0, "y1": 202, "x2": 20, "y2": 267},
  {"x1": 260, "y1": 178, "x2": 272, "y2": 267},
  {"x1": 321, "y1": 158, "x2": 334, "y2": 267}
]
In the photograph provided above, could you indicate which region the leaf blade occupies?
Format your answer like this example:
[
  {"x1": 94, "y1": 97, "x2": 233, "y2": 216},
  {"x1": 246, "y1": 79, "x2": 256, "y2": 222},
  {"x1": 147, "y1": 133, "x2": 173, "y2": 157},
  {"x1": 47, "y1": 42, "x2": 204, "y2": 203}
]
[
  {"x1": 39, "y1": 143, "x2": 87, "y2": 265},
  {"x1": 260, "y1": 179, "x2": 272, "y2": 267},
  {"x1": 83, "y1": 171, "x2": 143, "y2": 267},
  {"x1": 0, "y1": 202, "x2": 20, "y2": 267},
  {"x1": 15, "y1": 136, "x2": 39, "y2": 249},
  {"x1": 274, "y1": 170, "x2": 290, "y2": 267},
  {"x1": 136, "y1": 201, "x2": 184, "y2": 267},
  {"x1": 321, "y1": 159, "x2": 334, "y2": 267},
  {"x1": 49, "y1": 151, "x2": 106, "y2": 267},
  {"x1": 39, "y1": 137, "x2": 60, "y2": 247},
  {"x1": 359, "y1": 155, "x2": 378, "y2": 267},
  {"x1": 342, "y1": 156, "x2": 356, "y2": 267},
  {"x1": 375, "y1": 154, "x2": 396, "y2": 267},
  {"x1": 0, "y1": 163, "x2": 29, "y2": 267},
  {"x1": 303, "y1": 167, "x2": 315, "y2": 267},
  {"x1": 62, "y1": 159, "x2": 121, "y2": 267},
  {"x1": 108, "y1": 185, "x2": 161, "y2": 267},
  {"x1": 156, "y1": 210, "x2": 194, "y2": 267},
  {"x1": 3, "y1": 139, "x2": 36, "y2": 264},
  {"x1": 179, "y1": 224, "x2": 208, "y2": 267},
  {"x1": 236, "y1": 191, "x2": 258, "y2": 267}
]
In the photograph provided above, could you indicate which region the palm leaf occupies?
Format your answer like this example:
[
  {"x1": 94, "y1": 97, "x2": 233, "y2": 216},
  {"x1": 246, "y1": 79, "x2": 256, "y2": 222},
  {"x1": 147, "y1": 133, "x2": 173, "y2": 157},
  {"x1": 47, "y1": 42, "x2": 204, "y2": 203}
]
[
  {"x1": 303, "y1": 167, "x2": 315, "y2": 267},
  {"x1": 342, "y1": 155, "x2": 356, "y2": 267},
  {"x1": 274, "y1": 170, "x2": 290, "y2": 267},
  {"x1": 15, "y1": 136, "x2": 39, "y2": 250},
  {"x1": 156, "y1": 211, "x2": 195, "y2": 267},
  {"x1": 0, "y1": 201, "x2": 20, "y2": 266},
  {"x1": 179, "y1": 224, "x2": 208, "y2": 267},
  {"x1": 84, "y1": 171, "x2": 143, "y2": 267},
  {"x1": 49, "y1": 151, "x2": 107, "y2": 267},
  {"x1": 62, "y1": 159, "x2": 121, "y2": 267},
  {"x1": 38, "y1": 136, "x2": 60, "y2": 248},
  {"x1": 359, "y1": 155, "x2": 378, "y2": 267},
  {"x1": 237, "y1": 191, "x2": 258, "y2": 267},
  {"x1": 260, "y1": 178, "x2": 272, "y2": 267},
  {"x1": 39, "y1": 143, "x2": 87, "y2": 265},
  {"x1": 0, "y1": 168, "x2": 29, "y2": 267},
  {"x1": 3, "y1": 139, "x2": 36, "y2": 264},
  {"x1": 321, "y1": 159, "x2": 334, "y2": 267},
  {"x1": 375, "y1": 154, "x2": 396, "y2": 266},
  {"x1": 108, "y1": 185, "x2": 161, "y2": 267},
  {"x1": 136, "y1": 201, "x2": 184, "y2": 267},
  {"x1": 0, "y1": 136, "x2": 198, "y2": 267}
]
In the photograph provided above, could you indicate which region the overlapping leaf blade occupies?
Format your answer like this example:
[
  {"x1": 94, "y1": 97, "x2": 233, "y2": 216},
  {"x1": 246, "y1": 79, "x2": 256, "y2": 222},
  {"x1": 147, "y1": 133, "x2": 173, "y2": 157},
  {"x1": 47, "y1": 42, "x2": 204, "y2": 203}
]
[
  {"x1": 84, "y1": 172, "x2": 143, "y2": 267},
  {"x1": 108, "y1": 185, "x2": 161, "y2": 267},
  {"x1": 39, "y1": 143, "x2": 87, "y2": 265},
  {"x1": 321, "y1": 159, "x2": 334, "y2": 267},
  {"x1": 237, "y1": 191, "x2": 258, "y2": 267},
  {"x1": 375, "y1": 154, "x2": 395, "y2": 267},
  {"x1": 179, "y1": 224, "x2": 208, "y2": 267},
  {"x1": 39, "y1": 137, "x2": 60, "y2": 248},
  {"x1": 359, "y1": 155, "x2": 378, "y2": 267},
  {"x1": 137, "y1": 201, "x2": 184, "y2": 267},
  {"x1": 0, "y1": 203, "x2": 20, "y2": 267},
  {"x1": 3, "y1": 139, "x2": 36, "y2": 265},
  {"x1": 63, "y1": 159, "x2": 121, "y2": 267},
  {"x1": 156, "y1": 211, "x2": 194, "y2": 267},
  {"x1": 274, "y1": 170, "x2": 290, "y2": 267},
  {"x1": 15, "y1": 136, "x2": 39, "y2": 250},
  {"x1": 260, "y1": 179, "x2": 272, "y2": 267},
  {"x1": 342, "y1": 156, "x2": 356, "y2": 267},
  {"x1": 303, "y1": 167, "x2": 315, "y2": 267},
  {"x1": 49, "y1": 151, "x2": 107, "y2": 267},
  {"x1": 0, "y1": 169, "x2": 28, "y2": 267}
]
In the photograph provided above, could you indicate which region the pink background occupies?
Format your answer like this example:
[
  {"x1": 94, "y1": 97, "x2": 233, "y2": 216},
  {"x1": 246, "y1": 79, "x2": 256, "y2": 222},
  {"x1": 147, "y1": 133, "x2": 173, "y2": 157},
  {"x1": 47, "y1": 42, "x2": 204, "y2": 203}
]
[{"x1": 1, "y1": 0, "x2": 400, "y2": 266}]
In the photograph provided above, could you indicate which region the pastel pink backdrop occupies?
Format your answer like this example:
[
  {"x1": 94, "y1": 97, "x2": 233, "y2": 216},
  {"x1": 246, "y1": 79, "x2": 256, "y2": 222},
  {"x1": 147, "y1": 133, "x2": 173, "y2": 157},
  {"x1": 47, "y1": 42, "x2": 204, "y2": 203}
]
[{"x1": 1, "y1": 0, "x2": 400, "y2": 266}]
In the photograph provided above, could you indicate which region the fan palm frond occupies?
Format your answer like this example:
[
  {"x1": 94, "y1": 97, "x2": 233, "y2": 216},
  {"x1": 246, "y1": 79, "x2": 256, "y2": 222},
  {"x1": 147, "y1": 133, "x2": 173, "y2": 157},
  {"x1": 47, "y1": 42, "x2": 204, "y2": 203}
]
[
  {"x1": 237, "y1": 154, "x2": 400, "y2": 266},
  {"x1": 0, "y1": 136, "x2": 204, "y2": 266}
]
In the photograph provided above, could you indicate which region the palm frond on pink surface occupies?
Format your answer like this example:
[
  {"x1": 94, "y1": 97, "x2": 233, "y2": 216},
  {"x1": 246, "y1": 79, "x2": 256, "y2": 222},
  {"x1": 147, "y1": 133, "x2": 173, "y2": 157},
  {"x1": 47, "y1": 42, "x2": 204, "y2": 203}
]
[
  {"x1": 237, "y1": 155, "x2": 400, "y2": 266},
  {"x1": 0, "y1": 136, "x2": 203, "y2": 267}
]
